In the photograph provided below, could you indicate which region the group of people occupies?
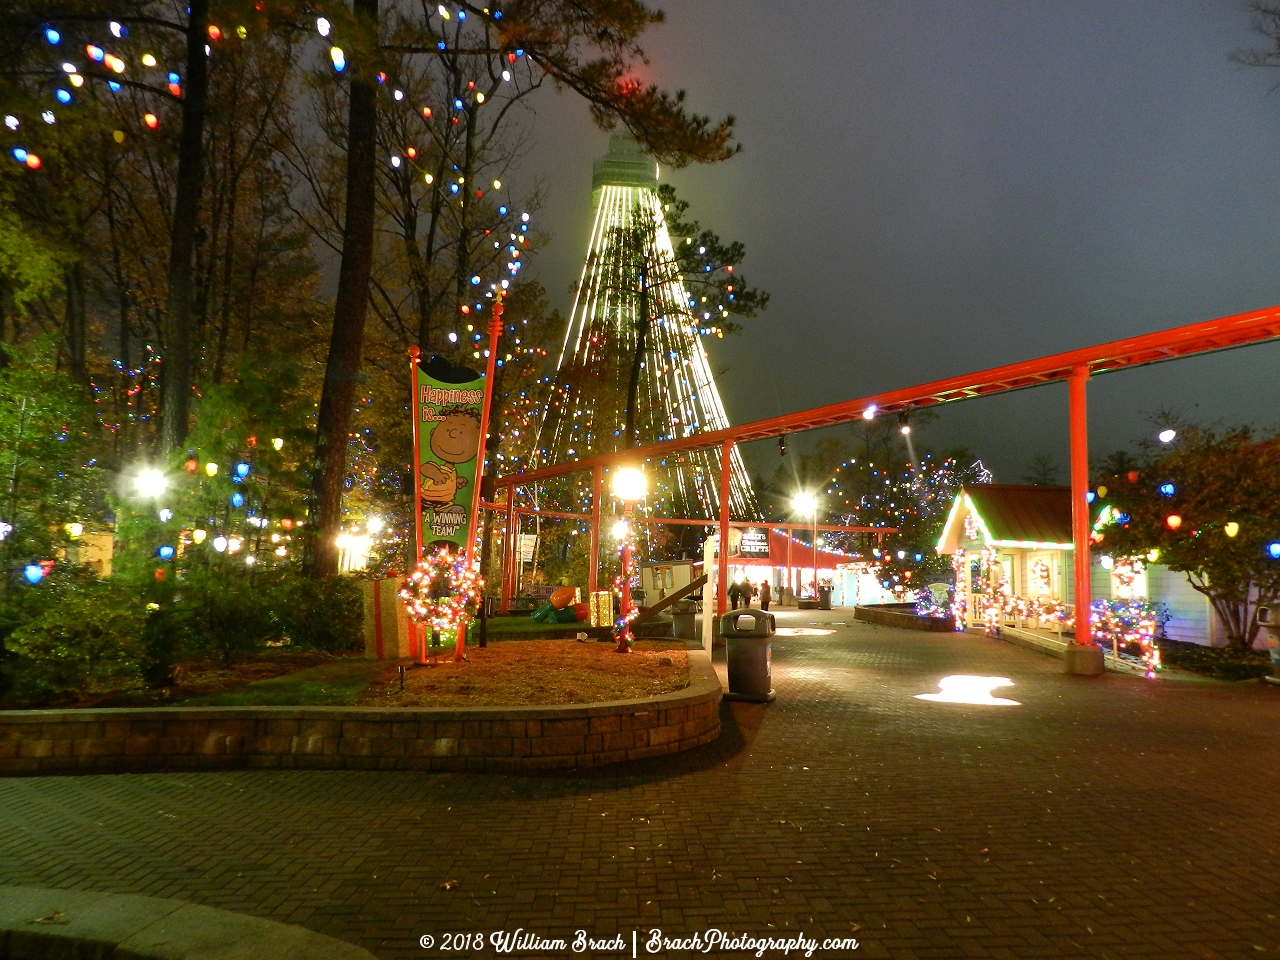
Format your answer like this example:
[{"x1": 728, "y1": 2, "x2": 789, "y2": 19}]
[{"x1": 728, "y1": 576, "x2": 772, "y2": 611}]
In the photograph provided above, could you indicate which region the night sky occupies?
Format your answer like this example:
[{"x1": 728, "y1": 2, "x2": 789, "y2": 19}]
[{"x1": 517, "y1": 0, "x2": 1280, "y2": 484}]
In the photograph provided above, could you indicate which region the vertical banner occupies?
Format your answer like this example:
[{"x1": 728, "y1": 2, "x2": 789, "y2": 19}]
[{"x1": 412, "y1": 356, "x2": 486, "y2": 556}]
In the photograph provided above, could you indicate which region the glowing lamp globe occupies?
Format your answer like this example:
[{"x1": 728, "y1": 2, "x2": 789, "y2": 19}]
[
  {"x1": 862, "y1": 404, "x2": 877, "y2": 420},
  {"x1": 23, "y1": 564, "x2": 44, "y2": 584},
  {"x1": 271, "y1": 437, "x2": 284, "y2": 451},
  {"x1": 611, "y1": 467, "x2": 646, "y2": 502},
  {"x1": 192, "y1": 529, "x2": 207, "y2": 544},
  {"x1": 65, "y1": 522, "x2": 83, "y2": 538},
  {"x1": 157, "y1": 545, "x2": 175, "y2": 560},
  {"x1": 204, "y1": 462, "x2": 218, "y2": 477},
  {"x1": 1158, "y1": 429, "x2": 1177, "y2": 444},
  {"x1": 1270, "y1": 543, "x2": 1280, "y2": 560},
  {"x1": 366, "y1": 516, "x2": 384, "y2": 535},
  {"x1": 184, "y1": 459, "x2": 198, "y2": 472},
  {"x1": 1165, "y1": 514, "x2": 1182, "y2": 530},
  {"x1": 134, "y1": 468, "x2": 168, "y2": 498},
  {"x1": 611, "y1": 519, "x2": 630, "y2": 540},
  {"x1": 792, "y1": 491, "x2": 818, "y2": 517},
  {"x1": 1224, "y1": 522, "x2": 1240, "y2": 538},
  {"x1": 281, "y1": 518, "x2": 294, "y2": 530},
  {"x1": 230, "y1": 492, "x2": 245, "y2": 508},
  {"x1": 212, "y1": 536, "x2": 228, "y2": 553},
  {"x1": 234, "y1": 462, "x2": 250, "y2": 478}
]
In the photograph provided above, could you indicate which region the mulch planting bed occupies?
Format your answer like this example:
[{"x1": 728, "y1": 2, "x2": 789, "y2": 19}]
[
  {"x1": 358, "y1": 639, "x2": 691, "y2": 708},
  {"x1": 62, "y1": 652, "x2": 340, "y2": 708}
]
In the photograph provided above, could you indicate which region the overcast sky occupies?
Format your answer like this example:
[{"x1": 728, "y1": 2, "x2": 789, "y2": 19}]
[{"x1": 515, "y1": 0, "x2": 1280, "y2": 484}]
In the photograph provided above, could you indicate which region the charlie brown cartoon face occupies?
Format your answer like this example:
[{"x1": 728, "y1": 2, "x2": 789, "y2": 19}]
[{"x1": 430, "y1": 411, "x2": 481, "y2": 464}]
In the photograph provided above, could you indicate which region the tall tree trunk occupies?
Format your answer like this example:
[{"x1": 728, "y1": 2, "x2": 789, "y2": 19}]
[
  {"x1": 414, "y1": 150, "x2": 448, "y2": 350},
  {"x1": 307, "y1": 0, "x2": 380, "y2": 578},
  {"x1": 0, "y1": 283, "x2": 8, "y2": 369},
  {"x1": 454, "y1": 101, "x2": 477, "y2": 323},
  {"x1": 64, "y1": 262, "x2": 86, "y2": 379},
  {"x1": 160, "y1": 0, "x2": 210, "y2": 455},
  {"x1": 212, "y1": 171, "x2": 239, "y2": 385}
]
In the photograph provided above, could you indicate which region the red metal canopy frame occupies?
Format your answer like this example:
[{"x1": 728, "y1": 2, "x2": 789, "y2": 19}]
[{"x1": 491, "y1": 304, "x2": 1280, "y2": 644}]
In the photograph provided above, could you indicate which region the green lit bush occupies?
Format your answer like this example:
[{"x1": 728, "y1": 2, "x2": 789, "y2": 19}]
[
  {"x1": 3, "y1": 585, "x2": 147, "y2": 706},
  {"x1": 269, "y1": 576, "x2": 363, "y2": 653}
]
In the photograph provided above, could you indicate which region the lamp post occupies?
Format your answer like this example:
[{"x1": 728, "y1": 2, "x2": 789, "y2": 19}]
[
  {"x1": 793, "y1": 491, "x2": 818, "y2": 600},
  {"x1": 612, "y1": 466, "x2": 646, "y2": 653}
]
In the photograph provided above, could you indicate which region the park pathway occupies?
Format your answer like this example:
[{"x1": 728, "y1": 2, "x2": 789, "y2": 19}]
[{"x1": 2, "y1": 610, "x2": 1279, "y2": 958}]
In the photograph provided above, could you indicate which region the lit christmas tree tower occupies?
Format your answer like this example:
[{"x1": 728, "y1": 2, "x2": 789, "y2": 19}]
[{"x1": 535, "y1": 135, "x2": 756, "y2": 519}]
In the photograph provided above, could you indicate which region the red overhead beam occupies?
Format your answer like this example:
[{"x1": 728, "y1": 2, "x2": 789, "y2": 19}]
[{"x1": 494, "y1": 303, "x2": 1280, "y2": 489}]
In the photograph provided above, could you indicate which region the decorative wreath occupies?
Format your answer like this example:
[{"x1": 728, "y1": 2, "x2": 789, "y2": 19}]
[{"x1": 399, "y1": 547, "x2": 484, "y2": 631}]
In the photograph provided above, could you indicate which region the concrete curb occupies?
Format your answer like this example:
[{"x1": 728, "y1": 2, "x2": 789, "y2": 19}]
[
  {"x1": 0, "y1": 885, "x2": 375, "y2": 959},
  {"x1": 991, "y1": 627, "x2": 1153, "y2": 676}
]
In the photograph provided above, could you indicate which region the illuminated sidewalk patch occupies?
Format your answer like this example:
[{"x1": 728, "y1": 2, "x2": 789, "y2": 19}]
[{"x1": 914, "y1": 675, "x2": 1020, "y2": 706}]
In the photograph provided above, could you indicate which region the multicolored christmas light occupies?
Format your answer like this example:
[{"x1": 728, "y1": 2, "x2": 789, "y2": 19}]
[{"x1": 399, "y1": 546, "x2": 485, "y2": 633}]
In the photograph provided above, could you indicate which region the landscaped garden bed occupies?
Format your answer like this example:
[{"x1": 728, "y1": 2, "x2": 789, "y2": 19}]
[
  {"x1": 1, "y1": 640, "x2": 691, "y2": 712},
  {"x1": 1154, "y1": 638, "x2": 1273, "y2": 681}
]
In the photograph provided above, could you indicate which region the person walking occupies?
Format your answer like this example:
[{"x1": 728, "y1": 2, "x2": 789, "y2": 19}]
[
  {"x1": 759, "y1": 580, "x2": 772, "y2": 611},
  {"x1": 741, "y1": 576, "x2": 755, "y2": 607},
  {"x1": 728, "y1": 579, "x2": 741, "y2": 610}
]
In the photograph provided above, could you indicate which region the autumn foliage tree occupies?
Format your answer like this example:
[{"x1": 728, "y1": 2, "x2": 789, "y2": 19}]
[{"x1": 1092, "y1": 425, "x2": 1280, "y2": 649}]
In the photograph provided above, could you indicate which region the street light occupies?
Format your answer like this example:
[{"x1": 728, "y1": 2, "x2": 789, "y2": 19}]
[
  {"x1": 611, "y1": 467, "x2": 647, "y2": 653},
  {"x1": 793, "y1": 491, "x2": 819, "y2": 601},
  {"x1": 133, "y1": 467, "x2": 168, "y2": 498}
]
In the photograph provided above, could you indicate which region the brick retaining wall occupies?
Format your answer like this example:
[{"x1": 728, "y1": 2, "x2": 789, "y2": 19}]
[
  {"x1": 854, "y1": 604, "x2": 956, "y2": 632},
  {"x1": 0, "y1": 652, "x2": 721, "y2": 776}
]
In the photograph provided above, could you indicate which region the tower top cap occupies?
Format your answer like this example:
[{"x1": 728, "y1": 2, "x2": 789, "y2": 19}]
[{"x1": 592, "y1": 134, "x2": 658, "y2": 191}]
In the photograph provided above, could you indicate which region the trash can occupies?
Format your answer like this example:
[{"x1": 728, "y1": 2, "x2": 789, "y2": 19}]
[
  {"x1": 672, "y1": 599, "x2": 699, "y2": 642},
  {"x1": 721, "y1": 610, "x2": 776, "y2": 702},
  {"x1": 818, "y1": 586, "x2": 832, "y2": 610}
]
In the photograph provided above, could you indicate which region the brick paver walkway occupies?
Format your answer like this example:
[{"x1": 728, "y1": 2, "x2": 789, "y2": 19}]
[{"x1": 3, "y1": 611, "x2": 1279, "y2": 959}]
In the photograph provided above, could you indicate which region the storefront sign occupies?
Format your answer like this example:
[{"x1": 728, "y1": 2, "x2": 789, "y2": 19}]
[{"x1": 739, "y1": 526, "x2": 770, "y2": 559}]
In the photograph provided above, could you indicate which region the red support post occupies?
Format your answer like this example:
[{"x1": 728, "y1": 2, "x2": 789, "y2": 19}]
[
  {"x1": 616, "y1": 502, "x2": 633, "y2": 654},
  {"x1": 589, "y1": 465, "x2": 602, "y2": 596},
  {"x1": 500, "y1": 494, "x2": 516, "y2": 614},
  {"x1": 786, "y1": 533, "x2": 793, "y2": 598},
  {"x1": 1069, "y1": 365, "x2": 1092, "y2": 646},
  {"x1": 717, "y1": 440, "x2": 732, "y2": 616},
  {"x1": 453, "y1": 298, "x2": 504, "y2": 661}
]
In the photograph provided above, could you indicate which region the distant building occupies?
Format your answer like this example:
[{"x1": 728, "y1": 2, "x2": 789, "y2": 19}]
[{"x1": 936, "y1": 484, "x2": 1225, "y2": 646}]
